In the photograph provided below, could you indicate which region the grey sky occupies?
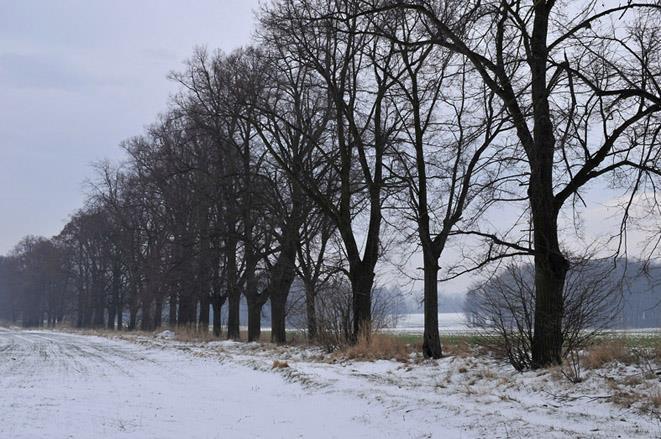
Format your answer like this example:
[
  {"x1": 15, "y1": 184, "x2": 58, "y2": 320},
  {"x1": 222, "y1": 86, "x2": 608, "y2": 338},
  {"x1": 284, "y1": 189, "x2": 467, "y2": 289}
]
[
  {"x1": 0, "y1": 0, "x2": 259, "y2": 254},
  {"x1": 0, "y1": 1, "x2": 650, "y2": 296}
]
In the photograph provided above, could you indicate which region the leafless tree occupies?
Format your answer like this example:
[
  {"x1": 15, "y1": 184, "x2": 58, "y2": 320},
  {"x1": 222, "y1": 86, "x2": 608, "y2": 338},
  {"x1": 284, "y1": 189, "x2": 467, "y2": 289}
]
[{"x1": 375, "y1": 0, "x2": 661, "y2": 367}]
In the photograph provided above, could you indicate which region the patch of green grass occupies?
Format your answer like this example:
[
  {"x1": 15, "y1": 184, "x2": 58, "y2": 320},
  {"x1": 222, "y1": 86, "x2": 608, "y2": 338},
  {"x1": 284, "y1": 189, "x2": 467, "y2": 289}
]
[{"x1": 595, "y1": 333, "x2": 661, "y2": 350}]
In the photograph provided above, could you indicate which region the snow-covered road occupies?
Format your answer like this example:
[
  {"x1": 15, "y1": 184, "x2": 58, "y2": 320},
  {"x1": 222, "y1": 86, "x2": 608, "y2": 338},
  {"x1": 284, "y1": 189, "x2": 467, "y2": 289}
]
[
  {"x1": 0, "y1": 328, "x2": 462, "y2": 438},
  {"x1": 0, "y1": 328, "x2": 658, "y2": 438}
]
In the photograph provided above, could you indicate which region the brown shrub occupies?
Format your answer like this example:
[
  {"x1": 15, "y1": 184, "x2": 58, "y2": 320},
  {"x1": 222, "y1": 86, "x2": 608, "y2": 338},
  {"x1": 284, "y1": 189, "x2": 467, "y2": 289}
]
[
  {"x1": 341, "y1": 332, "x2": 414, "y2": 362},
  {"x1": 582, "y1": 339, "x2": 634, "y2": 369},
  {"x1": 651, "y1": 390, "x2": 661, "y2": 408},
  {"x1": 173, "y1": 326, "x2": 218, "y2": 343},
  {"x1": 444, "y1": 339, "x2": 474, "y2": 357},
  {"x1": 611, "y1": 389, "x2": 638, "y2": 408}
]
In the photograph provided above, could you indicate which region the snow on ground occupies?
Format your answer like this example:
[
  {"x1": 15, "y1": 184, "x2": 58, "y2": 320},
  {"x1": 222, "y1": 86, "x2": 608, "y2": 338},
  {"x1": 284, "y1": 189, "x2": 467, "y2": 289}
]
[
  {"x1": 0, "y1": 328, "x2": 659, "y2": 439},
  {"x1": 392, "y1": 312, "x2": 469, "y2": 334}
]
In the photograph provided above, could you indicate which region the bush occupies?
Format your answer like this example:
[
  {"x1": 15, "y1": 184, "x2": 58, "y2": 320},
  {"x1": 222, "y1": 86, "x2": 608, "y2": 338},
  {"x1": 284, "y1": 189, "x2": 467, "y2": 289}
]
[
  {"x1": 465, "y1": 256, "x2": 621, "y2": 370},
  {"x1": 313, "y1": 275, "x2": 405, "y2": 351}
]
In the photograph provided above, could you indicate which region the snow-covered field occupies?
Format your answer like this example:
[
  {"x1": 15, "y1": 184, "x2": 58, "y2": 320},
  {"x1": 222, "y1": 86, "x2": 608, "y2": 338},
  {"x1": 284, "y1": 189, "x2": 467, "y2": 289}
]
[
  {"x1": 393, "y1": 312, "x2": 469, "y2": 333},
  {"x1": 1, "y1": 328, "x2": 659, "y2": 438}
]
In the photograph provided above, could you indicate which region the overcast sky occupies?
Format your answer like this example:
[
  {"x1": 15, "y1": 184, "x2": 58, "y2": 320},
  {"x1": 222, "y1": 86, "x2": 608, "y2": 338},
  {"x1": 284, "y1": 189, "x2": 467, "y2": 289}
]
[
  {"x1": 0, "y1": 1, "x2": 651, "y2": 296},
  {"x1": 0, "y1": 0, "x2": 259, "y2": 254}
]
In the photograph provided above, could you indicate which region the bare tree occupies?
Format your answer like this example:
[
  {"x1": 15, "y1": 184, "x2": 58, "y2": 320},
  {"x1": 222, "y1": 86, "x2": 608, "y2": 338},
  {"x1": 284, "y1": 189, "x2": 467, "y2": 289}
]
[
  {"x1": 260, "y1": 0, "x2": 405, "y2": 340},
  {"x1": 377, "y1": 0, "x2": 661, "y2": 367}
]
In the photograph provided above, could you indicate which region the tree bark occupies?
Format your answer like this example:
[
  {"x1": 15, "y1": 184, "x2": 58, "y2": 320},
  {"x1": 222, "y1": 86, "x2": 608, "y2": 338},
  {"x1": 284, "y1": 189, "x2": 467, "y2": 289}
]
[
  {"x1": 116, "y1": 289, "x2": 123, "y2": 330},
  {"x1": 270, "y1": 295, "x2": 287, "y2": 344},
  {"x1": 226, "y1": 238, "x2": 241, "y2": 340},
  {"x1": 350, "y1": 266, "x2": 374, "y2": 340},
  {"x1": 177, "y1": 291, "x2": 195, "y2": 328},
  {"x1": 529, "y1": 186, "x2": 567, "y2": 367},
  {"x1": 153, "y1": 298, "x2": 163, "y2": 329},
  {"x1": 140, "y1": 299, "x2": 153, "y2": 331},
  {"x1": 304, "y1": 281, "x2": 317, "y2": 341},
  {"x1": 246, "y1": 298, "x2": 263, "y2": 342},
  {"x1": 128, "y1": 303, "x2": 138, "y2": 331},
  {"x1": 168, "y1": 294, "x2": 177, "y2": 327},
  {"x1": 212, "y1": 296, "x2": 223, "y2": 337},
  {"x1": 107, "y1": 305, "x2": 116, "y2": 331},
  {"x1": 422, "y1": 253, "x2": 442, "y2": 359},
  {"x1": 198, "y1": 295, "x2": 210, "y2": 333},
  {"x1": 528, "y1": 4, "x2": 568, "y2": 368}
]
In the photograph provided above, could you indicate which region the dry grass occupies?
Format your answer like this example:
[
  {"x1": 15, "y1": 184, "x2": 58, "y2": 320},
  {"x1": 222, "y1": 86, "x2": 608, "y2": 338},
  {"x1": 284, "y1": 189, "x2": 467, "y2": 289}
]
[
  {"x1": 340, "y1": 332, "x2": 415, "y2": 362},
  {"x1": 582, "y1": 339, "x2": 634, "y2": 369},
  {"x1": 611, "y1": 389, "x2": 639, "y2": 408},
  {"x1": 652, "y1": 390, "x2": 661, "y2": 408},
  {"x1": 443, "y1": 338, "x2": 475, "y2": 357},
  {"x1": 58, "y1": 327, "x2": 154, "y2": 340}
]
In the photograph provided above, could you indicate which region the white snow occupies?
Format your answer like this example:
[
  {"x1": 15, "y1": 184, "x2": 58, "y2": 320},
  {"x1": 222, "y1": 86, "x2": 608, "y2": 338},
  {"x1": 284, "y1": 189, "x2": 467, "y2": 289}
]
[
  {"x1": 393, "y1": 312, "x2": 469, "y2": 333},
  {"x1": 0, "y1": 328, "x2": 659, "y2": 438}
]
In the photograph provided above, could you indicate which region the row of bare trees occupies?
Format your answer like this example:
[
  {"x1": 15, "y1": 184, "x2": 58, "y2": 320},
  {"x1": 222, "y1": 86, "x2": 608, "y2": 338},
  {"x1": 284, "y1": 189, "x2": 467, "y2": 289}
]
[{"x1": 1, "y1": 0, "x2": 659, "y2": 369}]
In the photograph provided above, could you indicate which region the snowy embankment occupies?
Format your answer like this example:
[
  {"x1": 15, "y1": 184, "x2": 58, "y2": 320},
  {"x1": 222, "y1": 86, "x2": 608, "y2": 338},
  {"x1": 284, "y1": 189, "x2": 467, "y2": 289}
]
[{"x1": 0, "y1": 328, "x2": 659, "y2": 439}]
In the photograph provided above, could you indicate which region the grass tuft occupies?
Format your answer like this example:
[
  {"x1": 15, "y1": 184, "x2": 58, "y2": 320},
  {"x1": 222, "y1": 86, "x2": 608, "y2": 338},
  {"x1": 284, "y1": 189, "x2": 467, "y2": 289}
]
[{"x1": 341, "y1": 332, "x2": 414, "y2": 362}]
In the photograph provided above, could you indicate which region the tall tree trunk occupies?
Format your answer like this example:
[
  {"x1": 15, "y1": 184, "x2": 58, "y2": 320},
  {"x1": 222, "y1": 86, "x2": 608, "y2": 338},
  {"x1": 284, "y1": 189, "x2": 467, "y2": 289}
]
[
  {"x1": 304, "y1": 281, "x2": 317, "y2": 341},
  {"x1": 153, "y1": 298, "x2": 163, "y2": 329},
  {"x1": 212, "y1": 297, "x2": 223, "y2": 337},
  {"x1": 168, "y1": 294, "x2": 177, "y2": 327},
  {"x1": 246, "y1": 298, "x2": 263, "y2": 342},
  {"x1": 109, "y1": 260, "x2": 121, "y2": 330},
  {"x1": 422, "y1": 253, "x2": 442, "y2": 359},
  {"x1": 226, "y1": 239, "x2": 240, "y2": 340},
  {"x1": 107, "y1": 304, "x2": 116, "y2": 331},
  {"x1": 270, "y1": 295, "x2": 287, "y2": 344},
  {"x1": 140, "y1": 299, "x2": 153, "y2": 331},
  {"x1": 528, "y1": 4, "x2": 567, "y2": 369},
  {"x1": 76, "y1": 291, "x2": 84, "y2": 328},
  {"x1": 128, "y1": 303, "x2": 138, "y2": 331},
  {"x1": 350, "y1": 265, "x2": 374, "y2": 340},
  {"x1": 116, "y1": 293, "x2": 123, "y2": 330},
  {"x1": 177, "y1": 291, "x2": 195, "y2": 328},
  {"x1": 268, "y1": 228, "x2": 298, "y2": 344},
  {"x1": 198, "y1": 295, "x2": 210, "y2": 333},
  {"x1": 530, "y1": 186, "x2": 567, "y2": 367}
]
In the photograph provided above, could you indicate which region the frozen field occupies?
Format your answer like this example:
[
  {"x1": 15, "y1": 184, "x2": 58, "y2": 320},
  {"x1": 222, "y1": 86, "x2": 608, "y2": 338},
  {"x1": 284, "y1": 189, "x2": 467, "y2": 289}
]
[
  {"x1": 393, "y1": 312, "x2": 469, "y2": 334},
  {"x1": 0, "y1": 327, "x2": 659, "y2": 438}
]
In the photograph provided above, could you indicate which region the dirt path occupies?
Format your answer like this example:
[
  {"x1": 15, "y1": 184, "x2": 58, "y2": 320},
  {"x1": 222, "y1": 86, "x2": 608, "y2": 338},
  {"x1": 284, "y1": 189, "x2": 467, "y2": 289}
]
[
  {"x1": 0, "y1": 328, "x2": 461, "y2": 439},
  {"x1": 0, "y1": 328, "x2": 658, "y2": 439}
]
